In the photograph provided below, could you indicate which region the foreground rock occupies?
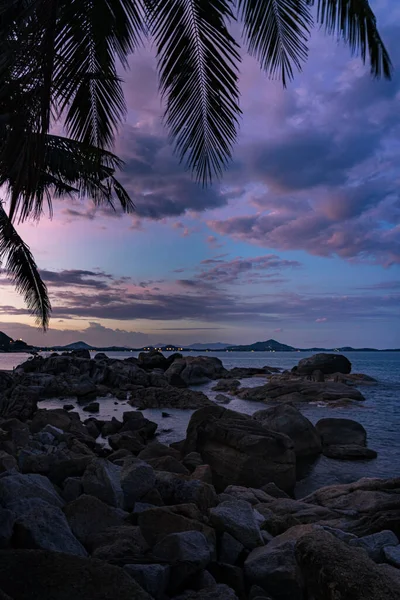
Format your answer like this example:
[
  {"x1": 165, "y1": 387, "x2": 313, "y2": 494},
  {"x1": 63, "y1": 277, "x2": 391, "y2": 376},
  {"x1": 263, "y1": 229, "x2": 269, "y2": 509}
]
[
  {"x1": 253, "y1": 405, "x2": 321, "y2": 457},
  {"x1": 296, "y1": 528, "x2": 400, "y2": 599},
  {"x1": 237, "y1": 379, "x2": 365, "y2": 404},
  {"x1": 165, "y1": 356, "x2": 228, "y2": 386},
  {"x1": 316, "y1": 418, "x2": 367, "y2": 447},
  {"x1": 128, "y1": 386, "x2": 213, "y2": 409},
  {"x1": 0, "y1": 550, "x2": 152, "y2": 600},
  {"x1": 183, "y1": 406, "x2": 296, "y2": 492}
]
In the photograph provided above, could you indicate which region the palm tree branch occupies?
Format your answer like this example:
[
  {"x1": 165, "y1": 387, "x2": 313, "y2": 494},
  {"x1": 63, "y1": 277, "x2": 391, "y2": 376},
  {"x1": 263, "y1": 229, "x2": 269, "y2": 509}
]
[
  {"x1": 0, "y1": 202, "x2": 51, "y2": 329},
  {"x1": 238, "y1": 0, "x2": 313, "y2": 86},
  {"x1": 149, "y1": 0, "x2": 241, "y2": 184},
  {"x1": 308, "y1": 0, "x2": 392, "y2": 78}
]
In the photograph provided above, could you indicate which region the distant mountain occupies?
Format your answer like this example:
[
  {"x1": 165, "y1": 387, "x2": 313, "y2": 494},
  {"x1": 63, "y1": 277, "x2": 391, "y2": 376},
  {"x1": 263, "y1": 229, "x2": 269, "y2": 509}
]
[
  {"x1": 62, "y1": 341, "x2": 94, "y2": 350},
  {"x1": 0, "y1": 331, "x2": 13, "y2": 349},
  {"x1": 186, "y1": 342, "x2": 230, "y2": 350},
  {"x1": 226, "y1": 339, "x2": 297, "y2": 352}
]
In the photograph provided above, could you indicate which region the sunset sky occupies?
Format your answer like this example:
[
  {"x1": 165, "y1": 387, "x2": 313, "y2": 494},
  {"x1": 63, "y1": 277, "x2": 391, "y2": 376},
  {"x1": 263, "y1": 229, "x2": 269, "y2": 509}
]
[{"x1": 1, "y1": 0, "x2": 400, "y2": 349}]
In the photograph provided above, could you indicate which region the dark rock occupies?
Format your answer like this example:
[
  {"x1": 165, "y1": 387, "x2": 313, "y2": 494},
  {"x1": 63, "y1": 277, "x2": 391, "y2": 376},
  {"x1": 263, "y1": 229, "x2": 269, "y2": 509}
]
[
  {"x1": 0, "y1": 386, "x2": 38, "y2": 421},
  {"x1": 120, "y1": 458, "x2": 156, "y2": 509},
  {"x1": 124, "y1": 564, "x2": 170, "y2": 599},
  {"x1": 146, "y1": 456, "x2": 190, "y2": 475},
  {"x1": 63, "y1": 494, "x2": 126, "y2": 546},
  {"x1": 0, "y1": 451, "x2": 17, "y2": 473},
  {"x1": 184, "y1": 406, "x2": 296, "y2": 493},
  {"x1": 30, "y1": 409, "x2": 72, "y2": 434},
  {"x1": 296, "y1": 353, "x2": 352, "y2": 376},
  {"x1": 101, "y1": 418, "x2": 123, "y2": 437},
  {"x1": 138, "y1": 505, "x2": 216, "y2": 550},
  {"x1": 138, "y1": 350, "x2": 169, "y2": 371},
  {"x1": 138, "y1": 441, "x2": 181, "y2": 461},
  {"x1": 182, "y1": 452, "x2": 204, "y2": 472},
  {"x1": 129, "y1": 386, "x2": 213, "y2": 409},
  {"x1": 165, "y1": 356, "x2": 228, "y2": 386},
  {"x1": 0, "y1": 549, "x2": 153, "y2": 600},
  {"x1": 121, "y1": 411, "x2": 157, "y2": 439},
  {"x1": 62, "y1": 477, "x2": 83, "y2": 502},
  {"x1": 238, "y1": 380, "x2": 364, "y2": 404},
  {"x1": 212, "y1": 380, "x2": 240, "y2": 392},
  {"x1": 155, "y1": 471, "x2": 218, "y2": 511},
  {"x1": 71, "y1": 349, "x2": 91, "y2": 360},
  {"x1": 108, "y1": 431, "x2": 145, "y2": 454},
  {"x1": 253, "y1": 405, "x2": 321, "y2": 457},
  {"x1": 82, "y1": 402, "x2": 99, "y2": 413},
  {"x1": 88, "y1": 525, "x2": 149, "y2": 561},
  {"x1": 191, "y1": 465, "x2": 213, "y2": 484},
  {"x1": 63, "y1": 404, "x2": 75, "y2": 412},
  {"x1": 219, "y1": 532, "x2": 244, "y2": 565},
  {"x1": 323, "y1": 444, "x2": 377, "y2": 460},
  {"x1": 82, "y1": 459, "x2": 123, "y2": 508},
  {"x1": 172, "y1": 584, "x2": 238, "y2": 600},
  {"x1": 220, "y1": 485, "x2": 274, "y2": 506},
  {"x1": 0, "y1": 509, "x2": 14, "y2": 548},
  {"x1": 207, "y1": 563, "x2": 245, "y2": 599},
  {"x1": 383, "y1": 545, "x2": 400, "y2": 568},
  {"x1": 210, "y1": 500, "x2": 263, "y2": 549},
  {"x1": 295, "y1": 528, "x2": 400, "y2": 600},
  {"x1": 153, "y1": 531, "x2": 211, "y2": 592},
  {"x1": 0, "y1": 472, "x2": 64, "y2": 508},
  {"x1": 348, "y1": 530, "x2": 398, "y2": 562},
  {"x1": 260, "y1": 483, "x2": 290, "y2": 499},
  {"x1": 94, "y1": 353, "x2": 108, "y2": 361},
  {"x1": 316, "y1": 418, "x2": 367, "y2": 447},
  {"x1": 215, "y1": 394, "x2": 231, "y2": 404},
  {"x1": 13, "y1": 498, "x2": 87, "y2": 556}
]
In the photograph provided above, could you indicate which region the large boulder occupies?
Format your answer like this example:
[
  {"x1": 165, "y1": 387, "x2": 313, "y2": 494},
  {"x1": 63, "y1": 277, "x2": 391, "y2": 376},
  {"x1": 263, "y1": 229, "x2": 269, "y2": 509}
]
[
  {"x1": 63, "y1": 495, "x2": 126, "y2": 546},
  {"x1": 120, "y1": 458, "x2": 156, "y2": 509},
  {"x1": 315, "y1": 418, "x2": 367, "y2": 447},
  {"x1": 87, "y1": 525, "x2": 149, "y2": 562},
  {"x1": 295, "y1": 528, "x2": 400, "y2": 600},
  {"x1": 124, "y1": 563, "x2": 170, "y2": 599},
  {"x1": 12, "y1": 498, "x2": 87, "y2": 556},
  {"x1": 165, "y1": 356, "x2": 228, "y2": 386},
  {"x1": 137, "y1": 350, "x2": 169, "y2": 371},
  {"x1": 295, "y1": 353, "x2": 352, "y2": 376},
  {"x1": 0, "y1": 386, "x2": 38, "y2": 421},
  {"x1": 183, "y1": 406, "x2": 296, "y2": 493},
  {"x1": 0, "y1": 549, "x2": 153, "y2": 600},
  {"x1": 253, "y1": 405, "x2": 322, "y2": 457},
  {"x1": 0, "y1": 472, "x2": 64, "y2": 509},
  {"x1": 209, "y1": 500, "x2": 263, "y2": 549},
  {"x1": 238, "y1": 380, "x2": 364, "y2": 404},
  {"x1": 82, "y1": 459, "x2": 123, "y2": 508},
  {"x1": 154, "y1": 471, "x2": 218, "y2": 511}
]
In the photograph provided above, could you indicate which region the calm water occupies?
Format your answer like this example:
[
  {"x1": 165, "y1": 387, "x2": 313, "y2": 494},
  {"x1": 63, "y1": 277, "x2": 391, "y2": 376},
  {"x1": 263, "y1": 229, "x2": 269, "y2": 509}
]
[{"x1": 2, "y1": 350, "x2": 400, "y2": 496}]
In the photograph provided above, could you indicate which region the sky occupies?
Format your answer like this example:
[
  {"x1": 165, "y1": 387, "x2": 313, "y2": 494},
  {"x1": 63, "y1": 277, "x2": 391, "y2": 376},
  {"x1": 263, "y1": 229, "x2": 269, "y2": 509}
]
[{"x1": 1, "y1": 0, "x2": 400, "y2": 349}]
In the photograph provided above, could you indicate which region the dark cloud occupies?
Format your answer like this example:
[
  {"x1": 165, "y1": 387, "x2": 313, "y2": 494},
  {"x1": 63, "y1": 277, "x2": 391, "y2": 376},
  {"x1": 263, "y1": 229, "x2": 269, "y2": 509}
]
[
  {"x1": 196, "y1": 254, "x2": 301, "y2": 285},
  {"x1": 40, "y1": 270, "x2": 115, "y2": 289}
]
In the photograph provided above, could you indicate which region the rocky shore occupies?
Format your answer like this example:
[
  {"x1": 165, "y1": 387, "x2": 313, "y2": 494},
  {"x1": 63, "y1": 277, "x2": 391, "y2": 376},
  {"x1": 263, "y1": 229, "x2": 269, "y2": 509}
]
[{"x1": 0, "y1": 350, "x2": 398, "y2": 599}]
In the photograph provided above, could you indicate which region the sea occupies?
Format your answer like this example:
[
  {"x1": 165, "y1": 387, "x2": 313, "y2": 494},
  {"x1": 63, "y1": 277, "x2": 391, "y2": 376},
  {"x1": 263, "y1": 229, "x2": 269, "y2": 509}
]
[{"x1": 1, "y1": 350, "x2": 400, "y2": 497}]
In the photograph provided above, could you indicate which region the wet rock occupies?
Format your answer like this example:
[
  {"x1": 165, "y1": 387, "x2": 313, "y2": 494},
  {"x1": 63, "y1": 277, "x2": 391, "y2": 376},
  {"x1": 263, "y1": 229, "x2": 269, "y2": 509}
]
[
  {"x1": 253, "y1": 405, "x2": 321, "y2": 457},
  {"x1": 212, "y1": 380, "x2": 240, "y2": 392},
  {"x1": 63, "y1": 494, "x2": 126, "y2": 546},
  {"x1": 82, "y1": 459, "x2": 123, "y2": 508},
  {"x1": 108, "y1": 431, "x2": 145, "y2": 454},
  {"x1": 295, "y1": 528, "x2": 400, "y2": 600},
  {"x1": 12, "y1": 498, "x2": 86, "y2": 556},
  {"x1": 323, "y1": 444, "x2": 377, "y2": 460},
  {"x1": 63, "y1": 404, "x2": 75, "y2": 411},
  {"x1": 129, "y1": 386, "x2": 213, "y2": 409},
  {"x1": 165, "y1": 356, "x2": 228, "y2": 386},
  {"x1": 348, "y1": 530, "x2": 398, "y2": 562},
  {"x1": 120, "y1": 458, "x2": 156, "y2": 509},
  {"x1": 183, "y1": 406, "x2": 296, "y2": 493},
  {"x1": 82, "y1": 402, "x2": 99, "y2": 413},
  {"x1": 0, "y1": 549, "x2": 153, "y2": 600},
  {"x1": 124, "y1": 563, "x2": 170, "y2": 599},
  {"x1": 295, "y1": 353, "x2": 352, "y2": 376},
  {"x1": 210, "y1": 500, "x2": 263, "y2": 550},
  {"x1": 316, "y1": 418, "x2": 367, "y2": 447}
]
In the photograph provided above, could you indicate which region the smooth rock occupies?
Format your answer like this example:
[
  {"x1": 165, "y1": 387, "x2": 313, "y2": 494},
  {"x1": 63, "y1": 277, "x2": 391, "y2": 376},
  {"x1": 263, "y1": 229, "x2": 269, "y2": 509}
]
[
  {"x1": 13, "y1": 498, "x2": 87, "y2": 556},
  {"x1": 383, "y1": 545, "x2": 400, "y2": 568},
  {"x1": 296, "y1": 353, "x2": 352, "y2": 375},
  {"x1": 323, "y1": 444, "x2": 377, "y2": 460},
  {"x1": 210, "y1": 500, "x2": 263, "y2": 549},
  {"x1": 253, "y1": 405, "x2": 321, "y2": 457},
  {"x1": 0, "y1": 472, "x2": 64, "y2": 509},
  {"x1": 315, "y1": 418, "x2": 367, "y2": 447}
]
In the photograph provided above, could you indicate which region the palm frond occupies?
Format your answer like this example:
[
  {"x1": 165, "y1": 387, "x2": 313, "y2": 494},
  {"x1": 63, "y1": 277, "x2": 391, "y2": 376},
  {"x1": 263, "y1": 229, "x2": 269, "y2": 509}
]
[
  {"x1": 239, "y1": 0, "x2": 312, "y2": 86},
  {"x1": 308, "y1": 0, "x2": 392, "y2": 78},
  {"x1": 0, "y1": 202, "x2": 51, "y2": 329},
  {"x1": 149, "y1": 0, "x2": 241, "y2": 184},
  {"x1": 0, "y1": 133, "x2": 135, "y2": 222}
]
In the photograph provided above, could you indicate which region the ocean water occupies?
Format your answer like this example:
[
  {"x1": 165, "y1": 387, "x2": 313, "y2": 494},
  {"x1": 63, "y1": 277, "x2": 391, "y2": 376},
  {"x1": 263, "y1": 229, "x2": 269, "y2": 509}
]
[{"x1": 2, "y1": 350, "x2": 400, "y2": 496}]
